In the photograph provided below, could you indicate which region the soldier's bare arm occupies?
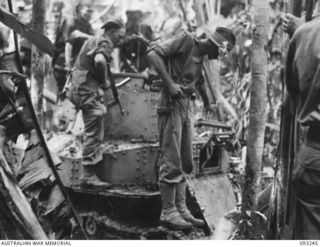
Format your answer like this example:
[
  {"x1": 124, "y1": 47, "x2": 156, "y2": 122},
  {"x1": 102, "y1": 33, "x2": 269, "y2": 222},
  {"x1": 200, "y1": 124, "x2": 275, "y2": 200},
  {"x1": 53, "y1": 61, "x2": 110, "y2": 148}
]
[
  {"x1": 197, "y1": 83, "x2": 213, "y2": 114},
  {"x1": 65, "y1": 42, "x2": 73, "y2": 70},
  {"x1": 69, "y1": 30, "x2": 92, "y2": 40},
  {"x1": 147, "y1": 50, "x2": 183, "y2": 96},
  {"x1": 94, "y1": 53, "x2": 110, "y2": 90}
]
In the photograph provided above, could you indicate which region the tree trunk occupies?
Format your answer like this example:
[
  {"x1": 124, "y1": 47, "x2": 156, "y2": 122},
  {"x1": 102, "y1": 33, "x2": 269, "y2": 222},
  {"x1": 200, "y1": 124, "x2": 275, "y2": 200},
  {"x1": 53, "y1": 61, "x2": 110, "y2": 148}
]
[
  {"x1": 240, "y1": 0, "x2": 269, "y2": 238},
  {"x1": 30, "y1": 0, "x2": 46, "y2": 128}
]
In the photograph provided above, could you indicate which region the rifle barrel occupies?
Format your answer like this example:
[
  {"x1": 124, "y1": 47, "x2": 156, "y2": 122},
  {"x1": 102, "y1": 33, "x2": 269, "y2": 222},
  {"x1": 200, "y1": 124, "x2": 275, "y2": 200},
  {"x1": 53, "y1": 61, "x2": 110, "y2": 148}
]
[
  {"x1": 107, "y1": 63, "x2": 124, "y2": 115},
  {"x1": 115, "y1": 77, "x2": 131, "y2": 89},
  {"x1": 195, "y1": 119, "x2": 233, "y2": 129}
]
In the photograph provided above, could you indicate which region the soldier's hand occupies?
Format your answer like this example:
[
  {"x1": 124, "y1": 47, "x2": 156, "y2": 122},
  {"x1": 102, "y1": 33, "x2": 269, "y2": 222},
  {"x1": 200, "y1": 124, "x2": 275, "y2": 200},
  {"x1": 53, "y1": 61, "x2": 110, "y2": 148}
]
[
  {"x1": 281, "y1": 13, "x2": 304, "y2": 37},
  {"x1": 168, "y1": 84, "x2": 183, "y2": 97}
]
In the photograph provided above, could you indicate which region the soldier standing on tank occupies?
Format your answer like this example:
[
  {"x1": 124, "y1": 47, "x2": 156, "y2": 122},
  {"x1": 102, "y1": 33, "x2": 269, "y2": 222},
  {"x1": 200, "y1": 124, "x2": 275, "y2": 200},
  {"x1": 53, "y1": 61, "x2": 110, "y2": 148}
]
[
  {"x1": 66, "y1": 19, "x2": 125, "y2": 189},
  {"x1": 148, "y1": 28, "x2": 236, "y2": 230}
]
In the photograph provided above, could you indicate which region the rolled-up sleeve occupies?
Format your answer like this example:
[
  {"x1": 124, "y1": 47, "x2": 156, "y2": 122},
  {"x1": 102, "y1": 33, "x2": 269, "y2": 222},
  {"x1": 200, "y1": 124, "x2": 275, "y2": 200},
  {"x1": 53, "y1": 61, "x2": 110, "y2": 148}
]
[
  {"x1": 152, "y1": 32, "x2": 191, "y2": 59},
  {"x1": 86, "y1": 38, "x2": 114, "y2": 63}
]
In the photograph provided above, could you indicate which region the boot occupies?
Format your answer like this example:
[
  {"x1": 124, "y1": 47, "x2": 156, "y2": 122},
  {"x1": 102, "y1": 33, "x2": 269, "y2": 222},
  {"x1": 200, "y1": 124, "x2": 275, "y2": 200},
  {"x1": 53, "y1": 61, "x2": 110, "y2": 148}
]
[
  {"x1": 159, "y1": 183, "x2": 192, "y2": 230},
  {"x1": 80, "y1": 165, "x2": 111, "y2": 189},
  {"x1": 176, "y1": 181, "x2": 205, "y2": 227}
]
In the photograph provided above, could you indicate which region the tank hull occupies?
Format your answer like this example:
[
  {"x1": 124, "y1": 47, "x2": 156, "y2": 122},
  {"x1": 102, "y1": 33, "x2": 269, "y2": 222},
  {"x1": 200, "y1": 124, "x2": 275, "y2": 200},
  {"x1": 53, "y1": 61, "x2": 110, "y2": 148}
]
[
  {"x1": 57, "y1": 73, "x2": 237, "y2": 239},
  {"x1": 58, "y1": 139, "x2": 237, "y2": 238}
]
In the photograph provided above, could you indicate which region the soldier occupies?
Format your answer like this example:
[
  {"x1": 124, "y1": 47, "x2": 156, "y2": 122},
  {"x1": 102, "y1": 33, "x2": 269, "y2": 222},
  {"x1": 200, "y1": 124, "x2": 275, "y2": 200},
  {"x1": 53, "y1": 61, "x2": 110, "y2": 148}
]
[
  {"x1": 285, "y1": 1, "x2": 320, "y2": 239},
  {"x1": 64, "y1": 3, "x2": 94, "y2": 71},
  {"x1": 53, "y1": 2, "x2": 94, "y2": 94},
  {"x1": 66, "y1": 19, "x2": 125, "y2": 189},
  {"x1": 119, "y1": 10, "x2": 154, "y2": 72},
  {"x1": 148, "y1": 28, "x2": 236, "y2": 230}
]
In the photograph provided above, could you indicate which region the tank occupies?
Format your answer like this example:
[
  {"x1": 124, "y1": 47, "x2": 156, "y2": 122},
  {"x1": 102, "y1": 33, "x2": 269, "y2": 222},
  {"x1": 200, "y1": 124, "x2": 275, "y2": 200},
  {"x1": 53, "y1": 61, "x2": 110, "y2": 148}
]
[{"x1": 57, "y1": 73, "x2": 238, "y2": 239}]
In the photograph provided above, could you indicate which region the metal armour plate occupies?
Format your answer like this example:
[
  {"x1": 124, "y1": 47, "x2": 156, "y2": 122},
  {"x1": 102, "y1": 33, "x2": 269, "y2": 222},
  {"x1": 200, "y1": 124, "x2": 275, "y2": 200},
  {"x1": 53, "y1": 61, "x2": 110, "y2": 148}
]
[{"x1": 104, "y1": 74, "x2": 159, "y2": 142}]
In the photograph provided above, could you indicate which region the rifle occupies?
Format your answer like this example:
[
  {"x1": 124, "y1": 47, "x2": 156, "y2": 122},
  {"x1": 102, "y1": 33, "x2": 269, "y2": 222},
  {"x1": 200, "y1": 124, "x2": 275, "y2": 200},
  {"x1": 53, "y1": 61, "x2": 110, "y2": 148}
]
[
  {"x1": 195, "y1": 119, "x2": 233, "y2": 130},
  {"x1": 281, "y1": 0, "x2": 314, "y2": 239},
  {"x1": 106, "y1": 63, "x2": 124, "y2": 115},
  {"x1": 267, "y1": 0, "x2": 310, "y2": 239}
]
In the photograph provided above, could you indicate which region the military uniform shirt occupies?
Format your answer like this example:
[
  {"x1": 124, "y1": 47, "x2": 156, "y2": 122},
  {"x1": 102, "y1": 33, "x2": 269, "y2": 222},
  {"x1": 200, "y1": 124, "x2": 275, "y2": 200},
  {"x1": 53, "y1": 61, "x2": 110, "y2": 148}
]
[
  {"x1": 74, "y1": 34, "x2": 114, "y2": 86},
  {"x1": 152, "y1": 31, "x2": 204, "y2": 113}
]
